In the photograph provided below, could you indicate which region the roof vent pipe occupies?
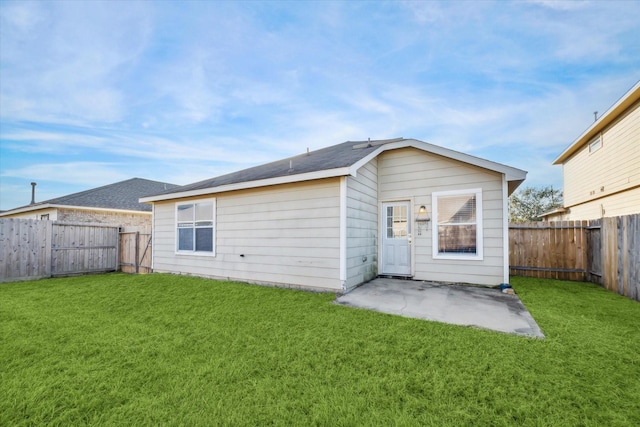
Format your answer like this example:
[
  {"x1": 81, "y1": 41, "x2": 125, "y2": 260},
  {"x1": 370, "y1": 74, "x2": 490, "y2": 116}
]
[
  {"x1": 30, "y1": 182, "x2": 37, "y2": 205},
  {"x1": 594, "y1": 111, "x2": 598, "y2": 122}
]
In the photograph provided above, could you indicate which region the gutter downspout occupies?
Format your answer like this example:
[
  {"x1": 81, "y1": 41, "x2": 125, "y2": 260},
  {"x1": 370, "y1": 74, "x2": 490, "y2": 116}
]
[
  {"x1": 502, "y1": 174, "x2": 510, "y2": 284},
  {"x1": 339, "y1": 177, "x2": 347, "y2": 291}
]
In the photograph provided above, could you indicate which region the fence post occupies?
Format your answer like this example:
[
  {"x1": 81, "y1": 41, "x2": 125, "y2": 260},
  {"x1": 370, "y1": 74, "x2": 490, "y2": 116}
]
[{"x1": 135, "y1": 231, "x2": 140, "y2": 274}]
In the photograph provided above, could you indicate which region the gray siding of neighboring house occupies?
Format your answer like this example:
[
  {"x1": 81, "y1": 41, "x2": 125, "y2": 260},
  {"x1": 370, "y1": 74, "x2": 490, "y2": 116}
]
[
  {"x1": 345, "y1": 158, "x2": 379, "y2": 290},
  {"x1": 152, "y1": 178, "x2": 343, "y2": 290}
]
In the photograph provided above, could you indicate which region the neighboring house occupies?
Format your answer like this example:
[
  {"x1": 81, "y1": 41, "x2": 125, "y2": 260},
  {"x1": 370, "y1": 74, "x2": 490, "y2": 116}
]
[
  {"x1": 0, "y1": 178, "x2": 179, "y2": 232},
  {"x1": 543, "y1": 81, "x2": 640, "y2": 221},
  {"x1": 141, "y1": 138, "x2": 526, "y2": 292}
]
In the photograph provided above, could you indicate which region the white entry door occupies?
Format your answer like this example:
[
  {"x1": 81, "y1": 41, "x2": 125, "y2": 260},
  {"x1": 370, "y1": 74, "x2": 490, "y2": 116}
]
[{"x1": 381, "y1": 202, "x2": 411, "y2": 276}]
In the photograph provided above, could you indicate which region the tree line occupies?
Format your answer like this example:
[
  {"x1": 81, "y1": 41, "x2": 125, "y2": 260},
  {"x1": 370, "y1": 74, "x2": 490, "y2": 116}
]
[{"x1": 509, "y1": 185, "x2": 562, "y2": 222}]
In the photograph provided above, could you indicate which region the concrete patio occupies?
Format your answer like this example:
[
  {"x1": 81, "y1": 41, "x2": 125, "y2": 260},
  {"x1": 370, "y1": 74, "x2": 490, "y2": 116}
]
[{"x1": 335, "y1": 278, "x2": 545, "y2": 338}]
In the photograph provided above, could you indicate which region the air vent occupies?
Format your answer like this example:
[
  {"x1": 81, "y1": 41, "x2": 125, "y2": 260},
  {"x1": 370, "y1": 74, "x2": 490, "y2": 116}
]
[{"x1": 351, "y1": 137, "x2": 404, "y2": 149}]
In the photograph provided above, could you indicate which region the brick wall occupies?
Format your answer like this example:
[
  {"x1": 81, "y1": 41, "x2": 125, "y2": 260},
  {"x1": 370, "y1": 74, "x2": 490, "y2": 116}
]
[{"x1": 57, "y1": 208, "x2": 151, "y2": 233}]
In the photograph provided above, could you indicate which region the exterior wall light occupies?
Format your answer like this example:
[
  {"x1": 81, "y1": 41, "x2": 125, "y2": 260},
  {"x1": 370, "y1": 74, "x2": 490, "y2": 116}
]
[
  {"x1": 416, "y1": 205, "x2": 430, "y2": 222},
  {"x1": 415, "y1": 205, "x2": 430, "y2": 236}
]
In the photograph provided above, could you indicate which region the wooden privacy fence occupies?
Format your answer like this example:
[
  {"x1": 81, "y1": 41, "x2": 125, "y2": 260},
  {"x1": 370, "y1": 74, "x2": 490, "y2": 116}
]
[
  {"x1": 119, "y1": 231, "x2": 152, "y2": 274},
  {"x1": 593, "y1": 215, "x2": 639, "y2": 301},
  {"x1": 1, "y1": 219, "x2": 119, "y2": 282},
  {"x1": 509, "y1": 214, "x2": 640, "y2": 302},
  {"x1": 509, "y1": 221, "x2": 589, "y2": 282}
]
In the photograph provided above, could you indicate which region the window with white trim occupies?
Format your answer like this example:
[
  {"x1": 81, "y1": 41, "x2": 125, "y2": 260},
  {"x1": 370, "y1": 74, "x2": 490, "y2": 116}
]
[
  {"x1": 588, "y1": 135, "x2": 602, "y2": 153},
  {"x1": 176, "y1": 199, "x2": 215, "y2": 255},
  {"x1": 432, "y1": 189, "x2": 483, "y2": 260}
]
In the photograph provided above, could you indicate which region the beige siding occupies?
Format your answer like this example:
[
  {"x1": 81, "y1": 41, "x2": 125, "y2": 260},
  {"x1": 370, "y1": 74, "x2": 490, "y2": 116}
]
[
  {"x1": 345, "y1": 159, "x2": 378, "y2": 290},
  {"x1": 378, "y1": 148, "x2": 505, "y2": 286},
  {"x1": 152, "y1": 178, "x2": 342, "y2": 291},
  {"x1": 563, "y1": 100, "x2": 640, "y2": 211},
  {"x1": 551, "y1": 186, "x2": 640, "y2": 220}
]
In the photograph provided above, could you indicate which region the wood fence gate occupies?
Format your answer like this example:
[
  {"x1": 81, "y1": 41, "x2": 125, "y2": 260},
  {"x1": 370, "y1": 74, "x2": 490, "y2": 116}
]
[
  {"x1": 509, "y1": 221, "x2": 589, "y2": 281},
  {"x1": 51, "y1": 222, "x2": 119, "y2": 276},
  {"x1": 119, "y1": 231, "x2": 152, "y2": 274}
]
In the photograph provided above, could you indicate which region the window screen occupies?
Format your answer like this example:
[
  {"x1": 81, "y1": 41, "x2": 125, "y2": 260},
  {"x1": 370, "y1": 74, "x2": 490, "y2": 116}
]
[
  {"x1": 433, "y1": 189, "x2": 482, "y2": 259},
  {"x1": 176, "y1": 200, "x2": 215, "y2": 253}
]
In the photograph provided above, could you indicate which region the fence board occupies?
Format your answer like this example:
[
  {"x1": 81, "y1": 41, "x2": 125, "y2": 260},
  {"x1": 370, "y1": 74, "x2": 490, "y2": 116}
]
[
  {"x1": 587, "y1": 220, "x2": 602, "y2": 284},
  {"x1": 628, "y1": 215, "x2": 639, "y2": 301}
]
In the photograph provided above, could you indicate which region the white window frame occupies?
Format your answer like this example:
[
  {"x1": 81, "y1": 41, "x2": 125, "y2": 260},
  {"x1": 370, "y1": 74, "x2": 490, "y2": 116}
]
[
  {"x1": 589, "y1": 135, "x2": 602, "y2": 153},
  {"x1": 432, "y1": 188, "x2": 483, "y2": 260},
  {"x1": 175, "y1": 198, "x2": 216, "y2": 256}
]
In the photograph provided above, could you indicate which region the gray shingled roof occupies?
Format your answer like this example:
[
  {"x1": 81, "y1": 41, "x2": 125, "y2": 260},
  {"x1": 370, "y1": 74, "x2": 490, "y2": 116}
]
[
  {"x1": 143, "y1": 137, "x2": 527, "y2": 201},
  {"x1": 152, "y1": 139, "x2": 395, "y2": 196},
  {"x1": 8, "y1": 178, "x2": 179, "y2": 213}
]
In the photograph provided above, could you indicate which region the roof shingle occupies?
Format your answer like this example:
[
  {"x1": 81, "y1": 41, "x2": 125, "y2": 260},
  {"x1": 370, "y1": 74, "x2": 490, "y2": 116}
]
[
  {"x1": 151, "y1": 139, "x2": 395, "y2": 196},
  {"x1": 5, "y1": 178, "x2": 179, "y2": 213}
]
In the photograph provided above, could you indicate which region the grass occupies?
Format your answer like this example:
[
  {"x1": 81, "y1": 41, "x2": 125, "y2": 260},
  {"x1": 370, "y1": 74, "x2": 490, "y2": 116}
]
[{"x1": 1, "y1": 274, "x2": 639, "y2": 426}]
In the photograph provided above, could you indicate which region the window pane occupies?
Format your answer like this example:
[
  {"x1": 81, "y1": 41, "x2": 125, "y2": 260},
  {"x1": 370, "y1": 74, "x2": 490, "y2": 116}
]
[
  {"x1": 196, "y1": 202, "x2": 213, "y2": 222},
  {"x1": 386, "y1": 205, "x2": 408, "y2": 239},
  {"x1": 178, "y1": 228, "x2": 194, "y2": 251},
  {"x1": 438, "y1": 225, "x2": 476, "y2": 253},
  {"x1": 177, "y1": 204, "x2": 194, "y2": 222},
  {"x1": 393, "y1": 218, "x2": 407, "y2": 238},
  {"x1": 195, "y1": 227, "x2": 213, "y2": 252},
  {"x1": 438, "y1": 195, "x2": 476, "y2": 224}
]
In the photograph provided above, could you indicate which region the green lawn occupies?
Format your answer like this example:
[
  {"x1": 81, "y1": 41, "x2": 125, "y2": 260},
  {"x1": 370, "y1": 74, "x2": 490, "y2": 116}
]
[{"x1": 1, "y1": 274, "x2": 639, "y2": 426}]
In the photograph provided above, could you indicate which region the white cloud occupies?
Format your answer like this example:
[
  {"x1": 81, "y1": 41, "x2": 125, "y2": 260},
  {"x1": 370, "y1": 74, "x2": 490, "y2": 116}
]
[
  {"x1": 0, "y1": 1, "x2": 152, "y2": 124},
  {"x1": 400, "y1": 0, "x2": 446, "y2": 24},
  {"x1": 1, "y1": 162, "x2": 128, "y2": 186},
  {"x1": 1, "y1": 127, "x2": 278, "y2": 166},
  {"x1": 526, "y1": 0, "x2": 589, "y2": 11}
]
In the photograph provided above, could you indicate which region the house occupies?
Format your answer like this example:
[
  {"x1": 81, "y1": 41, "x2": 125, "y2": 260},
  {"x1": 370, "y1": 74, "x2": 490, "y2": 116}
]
[
  {"x1": 543, "y1": 81, "x2": 640, "y2": 221},
  {"x1": 140, "y1": 138, "x2": 526, "y2": 292},
  {"x1": 0, "y1": 178, "x2": 179, "y2": 232}
]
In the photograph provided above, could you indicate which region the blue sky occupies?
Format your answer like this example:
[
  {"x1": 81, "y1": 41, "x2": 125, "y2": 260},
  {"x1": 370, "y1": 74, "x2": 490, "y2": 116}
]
[{"x1": 1, "y1": 0, "x2": 639, "y2": 210}]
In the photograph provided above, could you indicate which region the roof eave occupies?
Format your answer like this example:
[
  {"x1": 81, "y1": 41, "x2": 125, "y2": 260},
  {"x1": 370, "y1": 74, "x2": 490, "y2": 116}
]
[
  {"x1": 0, "y1": 204, "x2": 152, "y2": 216},
  {"x1": 350, "y1": 139, "x2": 527, "y2": 183},
  {"x1": 142, "y1": 138, "x2": 528, "y2": 203},
  {"x1": 140, "y1": 166, "x2": 353, "y2": 203},
  {"x1": 539, "y1": 206, "x2": 567, "y2": 219},
  {"x1": 553, "y1": 80, "x2": 640, "y2": 165},
  {"x1": 0, "y1": 203, "x2": 55, "y2": 216}
]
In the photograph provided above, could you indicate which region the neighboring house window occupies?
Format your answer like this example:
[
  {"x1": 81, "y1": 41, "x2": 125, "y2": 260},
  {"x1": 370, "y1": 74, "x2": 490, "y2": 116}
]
[
  {"x1": 589, "y1": 135, "x2": 602, "y2": 153},
  {"x1": 432, "y1": 189, "x2": 483, "y2": 260},
  {"x1": 176, "y1": 199, "x2": 215, "y2": 255},
  {"x1": 40, "y1": 214, "x2": 49, "y2": 220}
]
